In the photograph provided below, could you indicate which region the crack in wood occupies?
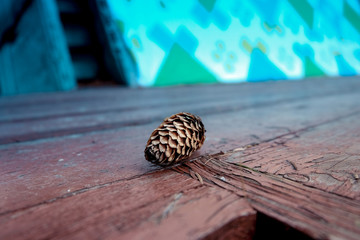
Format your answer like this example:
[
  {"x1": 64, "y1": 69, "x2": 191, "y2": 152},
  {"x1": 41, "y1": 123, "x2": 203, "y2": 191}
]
[
  {"x1": 0, "y1": 170, "x2": 163, "y2": 217},
  {"x1": 285, "y1": 160, "x2": 298, "y2": 170},
  {"x1": 2, "y1": 106, "x2": 360, "y2": 240},
  {"x1": 184, "y1": 159, "x2": 360, "y2": 239},
  {"x1": 157, "y1": 193, "x2": 183, "y2": 224},
  {"x1": 205, "y1": 196, "x2": 238, "y2": 223}
]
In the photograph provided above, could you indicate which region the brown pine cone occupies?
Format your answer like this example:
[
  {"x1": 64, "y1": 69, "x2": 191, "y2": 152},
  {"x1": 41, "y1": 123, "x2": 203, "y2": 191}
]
[{"x1": 144, "y1": 112, "x2": 206, "y2": 166}]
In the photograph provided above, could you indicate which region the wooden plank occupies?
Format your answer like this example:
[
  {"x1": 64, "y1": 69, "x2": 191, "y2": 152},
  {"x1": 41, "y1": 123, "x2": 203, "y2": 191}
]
[
  {"x1": 1, "y1": 79, "x2": 360, "y2": 144},
  {"x1": 175, "y1": 112, "x2": 360, "y2": 240},
  {"x1": 226, "y1": 112, "x2": 360, "y2": 200},
  {"x1": 1, "y1": 77, "x2": 359, "y2": 121},
  {"x1": 0, "y1": 170, "x2": 256, "y2": 240},
  {"x1": 184, "y1": 158, "x2": 360, "y2": 240},
  {"x1": 1, "y1": 87, "x2": 360, "y2": 214},
  {"x1": 1, "y1": 77, "x2": 360, "y2": 239}
]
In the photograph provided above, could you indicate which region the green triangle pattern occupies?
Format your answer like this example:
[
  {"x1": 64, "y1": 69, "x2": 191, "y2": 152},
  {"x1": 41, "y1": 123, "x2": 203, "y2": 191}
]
[
  {"x1": 288, "y1": 0, "x2": 314, "y2": 29},
  {"x1": 344, "y1": 1, "x2": 360, "y2": 34},
  {"x1": 199, "y1": 0, "x2": 217, "y2": 12},
  {"x1": 304, "y1": 57, "x2": 325, "y2": 76},
  {"x1": 154, "y1": 43, "x2": 218, "y2": 86}
]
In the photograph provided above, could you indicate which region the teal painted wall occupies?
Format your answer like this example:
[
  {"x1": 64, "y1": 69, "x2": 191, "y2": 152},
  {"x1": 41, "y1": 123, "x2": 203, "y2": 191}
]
[
  {"x1": 107, "y1": 0, "x2": 360, "y2": 87},
  {"x1": 0, "y1": 0, "x2": 76, "y2": 96}
]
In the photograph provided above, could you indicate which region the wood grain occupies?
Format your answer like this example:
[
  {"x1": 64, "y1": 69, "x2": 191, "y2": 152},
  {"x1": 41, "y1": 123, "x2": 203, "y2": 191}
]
[
  {"x1": 0, "y1": 170, "x2": 255, "y2": 240},
  {"x1": 1, "y1": 77, "x2": 360, "y2": 239},
  {"x1": 1, "y1": 77, "x2": 360, "y2": 143},
  {"x1": 2, "y1": 82, "x2": 360, "y2": 214},
  {"x1": 177, "y1": 111, "x2": 360, "y2": 239}
]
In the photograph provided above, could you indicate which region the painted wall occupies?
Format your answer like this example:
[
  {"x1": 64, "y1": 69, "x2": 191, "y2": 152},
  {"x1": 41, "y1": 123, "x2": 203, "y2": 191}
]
[
  {"x1": 0, "y1": 0, "x2": 76, "y2": 96},
  {"x1": 107, "y1": 0, "x2": 360, "y2": 87}
]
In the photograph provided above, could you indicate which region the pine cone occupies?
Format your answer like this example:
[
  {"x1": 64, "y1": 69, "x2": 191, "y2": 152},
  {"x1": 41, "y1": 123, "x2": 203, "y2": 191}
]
[{"x1": 144, "y1": 112, "x2": 206, "y2": 166}]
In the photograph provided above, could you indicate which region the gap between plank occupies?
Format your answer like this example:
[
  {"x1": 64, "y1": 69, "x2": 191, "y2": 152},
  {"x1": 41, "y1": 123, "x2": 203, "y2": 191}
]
[
  {"x1": 0, "y1": 84, "x2": 357, "y2": 125},
  {"x1": 1, "y1": 89, "x2": 359, "y2": 146}
]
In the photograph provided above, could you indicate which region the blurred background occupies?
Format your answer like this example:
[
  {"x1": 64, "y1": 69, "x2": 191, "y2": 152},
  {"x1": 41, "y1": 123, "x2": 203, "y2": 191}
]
[{"x1": 0, "y1": 0, "x2": 359, "y2": 95}]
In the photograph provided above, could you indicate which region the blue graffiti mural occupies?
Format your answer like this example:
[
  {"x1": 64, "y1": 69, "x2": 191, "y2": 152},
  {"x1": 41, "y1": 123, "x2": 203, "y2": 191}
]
[{"x1": 107, "y1": 0, "x2": 360, "y2": 86}]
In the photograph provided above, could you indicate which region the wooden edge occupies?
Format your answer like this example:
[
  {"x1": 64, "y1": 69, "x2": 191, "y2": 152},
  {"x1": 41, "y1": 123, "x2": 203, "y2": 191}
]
[
  {"x1": 0, "y1": 170, "x2": 256, "y2": 240},
  {"x1": 203, "y1": 213, "x2": 256, "y2": 240},
  {"x1": 177, "y1": 155, "x2": 360, "y2": 240}
]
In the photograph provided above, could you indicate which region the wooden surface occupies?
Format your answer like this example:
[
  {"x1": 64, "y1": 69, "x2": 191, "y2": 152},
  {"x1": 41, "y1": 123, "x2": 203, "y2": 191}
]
[{"x1": 1, "y1": 77, "x2": 360, "y2": 239}]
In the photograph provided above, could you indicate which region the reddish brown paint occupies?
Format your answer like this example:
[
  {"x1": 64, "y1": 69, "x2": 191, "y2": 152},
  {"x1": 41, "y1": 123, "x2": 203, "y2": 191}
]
[{"x1": 1, "y1": 77, "x2": 360, "y2": 239}]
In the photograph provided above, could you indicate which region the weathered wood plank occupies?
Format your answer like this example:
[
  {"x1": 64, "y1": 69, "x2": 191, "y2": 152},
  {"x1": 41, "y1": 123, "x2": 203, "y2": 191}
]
[
  {"x1": 2, "y1": 80, "x2": 360, "y2": 215},
  {"x1": 4, "y1": 108, "x2": 357, "y2": 240},
  {"x1": 0, "y1": 76, "x2": 359, "y2": 122},
  {"x1": 226, "y1": 112, "x2": 360, "y2": 200},
  {"x1": 1, "y1": 77, "x2": 360, "y2": 239},
  {"x1": 1, "y1": 81, "x2": 360, "y2": 144},
  {"x1": 1, "y1": 76, "x2": 358, "y2": 105},
  {"x1": 0, "y1": 170, "x2": 256, "y2": 240},
  {"x1": 175, "y1": 112, "x2": 360, "y2": 239},
  {"x1": 177, "y1": 160, "x2": 360, "y2": 240},
  {"x1": 1, "y1": 88, "x2": 360, "y2": 214}
]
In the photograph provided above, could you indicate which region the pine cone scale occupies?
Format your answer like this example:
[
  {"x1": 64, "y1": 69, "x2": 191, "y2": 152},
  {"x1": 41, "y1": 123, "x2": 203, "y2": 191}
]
[
  {"x1": 169, "y1": 131, "x2": 177, "y2": 140},
  {"x1": 176, "y1": 144, "x2": 182, "y2": 154},
  {"x1": 168, "y1": 138, "x2": 177, "y2": 148},
  {"x1": 159, "y1": 144, "x2": 166, "y2": 152},
  {"x1": 185, "y1": 137, "x2": 190, "y2": 147},
  {"x1": 152, "y1": 139, "x2": 160, "y2": 145},
  {"x1": 185, "y1": 128, "x2": 192, "y2": 138},
  {"x1": 158, "y1": 131, "x2": 167, "y2": 136},
  {"x1": 177, "y1": 129, "x2": 186, "y2": 138},
  {"x1": 178, "y1": 137, "x2": 185, "y2": 146},
  {"x1": 160, "y1": 136, "x2": 168, "y2": 144}
]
